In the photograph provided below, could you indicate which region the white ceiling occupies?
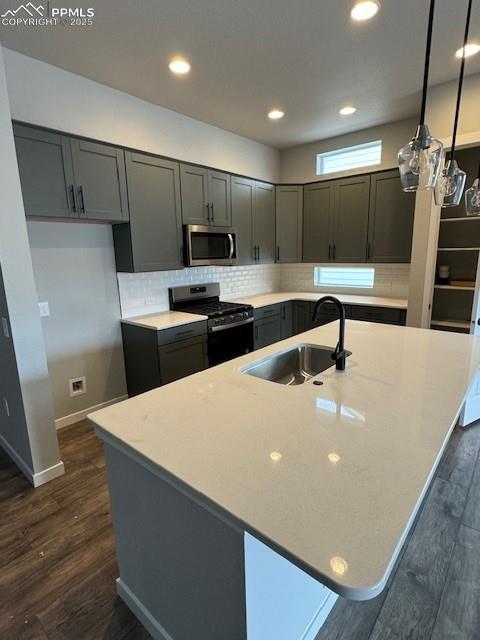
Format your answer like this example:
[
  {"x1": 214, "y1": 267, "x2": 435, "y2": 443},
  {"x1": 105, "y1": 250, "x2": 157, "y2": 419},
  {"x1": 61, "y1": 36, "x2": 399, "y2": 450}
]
[{"x1": 0, "y1": 0, "x2": 479, "y2": 149}]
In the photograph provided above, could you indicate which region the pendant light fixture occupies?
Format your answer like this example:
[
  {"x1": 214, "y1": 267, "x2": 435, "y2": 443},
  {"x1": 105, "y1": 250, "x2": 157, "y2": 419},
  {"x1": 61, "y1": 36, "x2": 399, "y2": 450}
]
[
  {"x1": 465, "y1": 159, "x2": 480, "y2": 215},
  {"x1": 398, "y1": 0, "x2": 444, "y2": 192},
  {"x1": 434, "y1": 0, "x2": 472, "y2": 208}
]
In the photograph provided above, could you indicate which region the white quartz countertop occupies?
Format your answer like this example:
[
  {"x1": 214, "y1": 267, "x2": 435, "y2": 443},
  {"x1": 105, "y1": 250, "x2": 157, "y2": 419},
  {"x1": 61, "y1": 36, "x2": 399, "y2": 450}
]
[
  {"x1": 121, "y1": 292, "x2": 407, "y2": 330},
  {"x1": 121, "y1": 310, "x2": 208, "y2": 330},
  {"x1": 228, "y1": 291, "x2": 408, "y2": 310},
  {"x1": 89, "y1": 322, "x2": 480, "y2": 600}
]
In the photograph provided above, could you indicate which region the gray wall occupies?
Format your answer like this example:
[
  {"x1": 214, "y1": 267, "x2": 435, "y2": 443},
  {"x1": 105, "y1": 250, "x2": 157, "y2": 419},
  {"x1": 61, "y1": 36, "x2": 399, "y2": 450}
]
[
  {"x1": 27, "y1": 222, "x2": 127, "y2": 422},
  {"x1": 0, "y1": 42, "x2": 63, "y2": 484},
  {"x1": 280, "y1": 118, "x2": 418, "y2": 184}
]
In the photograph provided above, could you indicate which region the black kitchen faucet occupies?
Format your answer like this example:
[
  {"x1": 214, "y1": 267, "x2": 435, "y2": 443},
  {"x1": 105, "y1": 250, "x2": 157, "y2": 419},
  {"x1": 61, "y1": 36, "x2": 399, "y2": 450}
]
[{"x1": 312, "y1": 296, "x2": 346, "y2": 371}]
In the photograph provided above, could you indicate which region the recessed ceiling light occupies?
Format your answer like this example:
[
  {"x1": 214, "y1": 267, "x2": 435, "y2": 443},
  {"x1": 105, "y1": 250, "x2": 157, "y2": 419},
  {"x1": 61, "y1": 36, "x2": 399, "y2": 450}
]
[
  {"x1": 339, "y1": 105, "x2": 357, "y2": 116},
  {"x1": 455, "y1": 42, "x2": 480, "y2": 59},
  {"x1": 268, "y1": 109, "x2": 284, "y2": 120},
  {"x1": 351, "y1": 0, "x2": 380, "y2": 21},
  {"x1": 168, "y1": 57, "x2": 191, "y2": 75}
]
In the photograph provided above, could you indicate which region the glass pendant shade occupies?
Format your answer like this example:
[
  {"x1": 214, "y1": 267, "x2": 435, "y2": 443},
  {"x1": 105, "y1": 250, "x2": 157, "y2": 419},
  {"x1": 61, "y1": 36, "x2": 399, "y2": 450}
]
[
  {"x1": 465, "y1": 178, "x2": 480, "y2": 215},
  {"x1": 398, "y1": 124, "x2": 444, "y2": 192},
  {"x1": 434, "y1": 159, "x2": 466, "y2": 208}
]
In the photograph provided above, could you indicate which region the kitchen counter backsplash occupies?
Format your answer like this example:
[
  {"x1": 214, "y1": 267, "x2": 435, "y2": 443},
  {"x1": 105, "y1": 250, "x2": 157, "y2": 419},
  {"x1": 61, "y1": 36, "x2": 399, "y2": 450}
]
[
  {"x1": 117, "y1": 264, "x2": 281, "y2": 318},
  {"x1": 117, "y1": 263, "x2": 410, "y2": 318}
]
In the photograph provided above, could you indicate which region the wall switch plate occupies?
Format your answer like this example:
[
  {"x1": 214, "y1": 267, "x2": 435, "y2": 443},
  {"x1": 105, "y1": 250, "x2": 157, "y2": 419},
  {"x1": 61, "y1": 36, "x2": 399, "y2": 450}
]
[
  {"x1": 39, "y1": 302, "x2": 50, "y2": 317},
  {"x1": 69, "y1": 376, "x2": 87, "y2": 397}
]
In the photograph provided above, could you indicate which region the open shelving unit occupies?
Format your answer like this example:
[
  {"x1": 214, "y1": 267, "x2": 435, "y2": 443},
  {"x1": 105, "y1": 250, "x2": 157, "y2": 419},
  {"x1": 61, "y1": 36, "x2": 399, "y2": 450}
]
[{"x1": 429, "y1": 147, "x2": 480, "y2": 335}]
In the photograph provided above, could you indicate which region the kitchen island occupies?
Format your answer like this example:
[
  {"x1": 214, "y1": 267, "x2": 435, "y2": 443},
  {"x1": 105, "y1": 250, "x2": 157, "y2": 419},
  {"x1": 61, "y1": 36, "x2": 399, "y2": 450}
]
[{"x1": 89, "y1": 321, "x2": 480, "y2": 640}]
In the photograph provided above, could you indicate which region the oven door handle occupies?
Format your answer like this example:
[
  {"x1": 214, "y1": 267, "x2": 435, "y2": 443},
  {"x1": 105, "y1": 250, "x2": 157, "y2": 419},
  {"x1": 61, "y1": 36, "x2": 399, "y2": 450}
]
[
  {"x1": 209, "y1": 317, "x2": 254, "y2": 333},
  {"x1": 228, "y1": 233, "x2": 235, "y2": 260}
]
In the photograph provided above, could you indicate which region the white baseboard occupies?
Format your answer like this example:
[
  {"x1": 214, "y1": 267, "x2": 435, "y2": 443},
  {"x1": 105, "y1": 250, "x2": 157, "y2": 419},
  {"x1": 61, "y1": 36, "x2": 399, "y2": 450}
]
[
  {"x1": 55, "y1": 395, "x2": 128, "y2": 430},
  {"x1": 117, "y1": 578, "x2": 173, "y2": 640},
  {"x1": 32, "y1": 460, "x2": 65, "y2": 487},
  {"x1": 0, "y1": 432, "x2": 64, "y2": 487}
]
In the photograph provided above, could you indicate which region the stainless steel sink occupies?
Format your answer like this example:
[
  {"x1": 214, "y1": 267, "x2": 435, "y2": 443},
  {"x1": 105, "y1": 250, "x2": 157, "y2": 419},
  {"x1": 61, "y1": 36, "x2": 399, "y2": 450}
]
[{"x1": 242, "y1": 344, "x2": 351, "y2": 385}]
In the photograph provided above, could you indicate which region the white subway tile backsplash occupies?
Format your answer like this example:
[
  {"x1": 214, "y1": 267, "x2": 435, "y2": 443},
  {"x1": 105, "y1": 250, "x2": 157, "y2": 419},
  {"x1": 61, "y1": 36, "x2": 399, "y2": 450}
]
[{"x1": 117, "y1": 263, "x2": 409, "y2": 318}]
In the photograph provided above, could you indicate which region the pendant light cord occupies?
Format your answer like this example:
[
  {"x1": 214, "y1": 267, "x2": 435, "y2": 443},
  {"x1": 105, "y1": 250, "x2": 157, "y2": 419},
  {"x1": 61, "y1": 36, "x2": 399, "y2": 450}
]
[
  {"x1": 450, "y1": 0, "x2": 473, "y2": 160},
  {"x1": 419, "y1": 0, "x2": 436, "y2": 124}
]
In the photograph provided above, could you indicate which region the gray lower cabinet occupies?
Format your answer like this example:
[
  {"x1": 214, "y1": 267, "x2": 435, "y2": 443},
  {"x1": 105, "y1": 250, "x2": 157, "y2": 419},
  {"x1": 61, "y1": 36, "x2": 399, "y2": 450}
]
[
  {"x1": 232, "y1": 176, "x2": 255, "y2": 265},
  {"x1": 368, "y1": 170, "x2": 415, "y2": 263},
  {"x1": 253, "y1": 181, "x2": 276, "y2": 263},
  {"x1": 113, "y1": 152, "x2": 183, "y2": 272},
  {"x1": 333, "y1": 176, "x2": 370, "y2": 262},
  {"x1": 13, "y1": 123, "x2": 76, "y2": 218},
  {"x1": 254, "y1": 305, "x2": 282, "y2": 349},
  {"x1": 280, "y1": 302, "x2": 293, "y2": 339},
  {"x1": 121, "y1": 321, "x2": 208, "y2": 396},
  {"x1": 70, "y1": 139, "x2": 129, "y2": 221},
  {"x1": 348, "y1": 305, "x2": 406, "y2": 325},
  {"x1": 293, "y1": 301, "x2": 312, "y2": 335},
  {"x1": 276, "y1": 186, "x2": 303, "y2": 263},
  {"x1": 180, "y1": 164, "x2": 232, "y2": 227},
  {"x1": 303, "y1": 182, "x2": 334, "y2": 262}
]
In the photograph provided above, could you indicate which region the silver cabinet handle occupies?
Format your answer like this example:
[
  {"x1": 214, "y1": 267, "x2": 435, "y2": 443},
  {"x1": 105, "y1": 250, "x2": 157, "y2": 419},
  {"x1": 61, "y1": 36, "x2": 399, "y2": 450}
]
[
  {"x1": 228, "y1": 233, "x2": 234, "y2": 260},
  {"x1": 205, "y1": 203, "x2": 211, "y2": 222}
]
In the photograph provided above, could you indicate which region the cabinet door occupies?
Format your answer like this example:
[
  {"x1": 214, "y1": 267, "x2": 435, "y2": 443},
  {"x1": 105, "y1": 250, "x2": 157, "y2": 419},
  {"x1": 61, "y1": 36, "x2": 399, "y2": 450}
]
[
  {"x1": 368, "y1": 170, "x2": 415, "y2": 263},
  {"x1": 293, "y1": 301, "x2": 312, "y2": 335},
  {"x1": 333, "y1": 176, "x2": 370, "y2": 263},
  {"x1": 254, "y1": 315, "x2": 282, "y2": 349},
  {"x1": 232, "y1": 176, "x2": 255, "y2": 265},
  {"x1": 13, "y1": 124, "x2": 75, "y2": 218},
  {"x1": 180, "y1": 164, "x2": 209, "y2": 225},
  {"x1": 70, "y1": 139, "x2": 129, "y2": 221},
  {"x1": 280, "y1": 302, "x2": 293, "y2": 339},
  {"x1": 123, "y1": 152, "x2": 183, "y2": 272},
  {"x1": 303, "y1": 183, "x2": 334, "y2": 262},
  {"x1": 276, "y1": 186, "x2": 302, "y2": 263},
  {"x1": 208, "y1": 170, "x2": 232, "y2": 227},
  {"x1": 158, "y1": 336, "x2": 208, "y2": 385},
  {"x1": 254, "y1": 181, "x2": 276, "y2": 264}
]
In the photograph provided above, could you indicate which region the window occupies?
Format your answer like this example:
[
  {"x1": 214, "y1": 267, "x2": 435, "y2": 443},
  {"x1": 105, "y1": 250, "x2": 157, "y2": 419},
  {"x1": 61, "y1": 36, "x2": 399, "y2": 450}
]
[
  {"x1": 316, "y1": 140, "x2": 382, "y2": 176},
  {"x1": 314, "y1": 266, "x2": 375, "y2": 289}
]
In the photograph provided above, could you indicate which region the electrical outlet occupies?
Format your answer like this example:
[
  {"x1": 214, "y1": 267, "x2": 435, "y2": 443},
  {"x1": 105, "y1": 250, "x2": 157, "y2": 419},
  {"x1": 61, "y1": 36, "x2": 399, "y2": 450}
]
[
  {"x1": 69, "y1": 377, "x2": 86, "y2": 397},
  {"x1": 39, "y1": 302, "x2": 50, "y2": 317}
]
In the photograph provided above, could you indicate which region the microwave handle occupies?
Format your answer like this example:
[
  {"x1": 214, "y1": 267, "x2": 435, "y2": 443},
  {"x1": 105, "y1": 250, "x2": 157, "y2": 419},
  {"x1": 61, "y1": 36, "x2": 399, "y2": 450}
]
[{"x1": 228, "y1": 233, "x2": 234, "y2": 260}]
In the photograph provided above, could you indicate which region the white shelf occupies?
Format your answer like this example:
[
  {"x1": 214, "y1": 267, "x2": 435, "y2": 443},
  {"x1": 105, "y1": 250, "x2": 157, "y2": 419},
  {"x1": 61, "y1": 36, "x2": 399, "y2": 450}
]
[
  {"x1": 440, "y1": 217, "x2": 480, "y2": 223},
  {"x1": 434, "y1": 284, "x2": 475, "y2": 292},
  {"x1": 431, "y1": 319, "x2": 471, "y2": 330},
  {"x1": 437, "y1": 247, "x2": 480, "y2": 252}
]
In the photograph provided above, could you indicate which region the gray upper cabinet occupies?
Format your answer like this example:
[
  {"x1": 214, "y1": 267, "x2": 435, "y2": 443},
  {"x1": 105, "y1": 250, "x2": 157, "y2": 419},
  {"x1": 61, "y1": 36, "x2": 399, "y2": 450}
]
[
  {"x1": 276, "y1": 186, "x2": 303, "y2": 263},
  {"x1": 70, "y1": 139, "x2": 129, "y2": 222},
  {"x1": 303, "y1": 182, "x2": 334, "y2": 262},
  {"x1": 253, "y1": 181, "x2": 276, "y2": 263},
  {"x1": 208, "y1": 170, "x2": 232, "y2": 227},
  {"x1": 180, "y1": 164, "x2": 209, "y2": 225},
  {"x1": 232, "y1": 176, "x2": 255, "y2": 265},
  {"x1": 333, "y1": 175, "x2": 370, "y2": 263},
  {"x1": 368, "y1": 170, "x2": 415, "y2": 263},
  {"x1": 180, "y1": 164, "x2": 232, "y2": 227},
  {"x1": 14, "y1": 124, "x2": 76, "y2": 218},
  {"x1": 114, "y1": 152, "x2": 183, "y2": 272}
]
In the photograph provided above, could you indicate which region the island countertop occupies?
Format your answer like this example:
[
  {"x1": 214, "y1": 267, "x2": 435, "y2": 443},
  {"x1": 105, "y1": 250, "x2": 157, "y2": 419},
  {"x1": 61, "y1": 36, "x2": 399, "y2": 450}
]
[{"x1": 89, "y1": 321, "x2": 480, "y2": 600}]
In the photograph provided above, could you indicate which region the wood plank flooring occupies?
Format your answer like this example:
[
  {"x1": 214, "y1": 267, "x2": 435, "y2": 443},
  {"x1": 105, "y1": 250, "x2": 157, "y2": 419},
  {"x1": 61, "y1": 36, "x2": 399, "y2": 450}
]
[{"x1": 0, "y1": 420, "x2": 479, "y2": 639}]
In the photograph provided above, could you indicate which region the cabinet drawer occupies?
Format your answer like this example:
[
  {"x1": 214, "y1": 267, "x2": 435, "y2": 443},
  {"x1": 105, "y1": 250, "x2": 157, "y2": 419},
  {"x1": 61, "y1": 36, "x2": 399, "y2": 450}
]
[
  {"x1": 157, "y1": 320, "x2": 207, "y2": 345},
  {"x1": 348, "y1": 305, "x2": 405, "y2": 325},
  {"x1": 158, "y1": 335, "x2": 208, "y2": 385},
  {"x1": 254, "y1": 304, "x2": 281, "y2": 321}
]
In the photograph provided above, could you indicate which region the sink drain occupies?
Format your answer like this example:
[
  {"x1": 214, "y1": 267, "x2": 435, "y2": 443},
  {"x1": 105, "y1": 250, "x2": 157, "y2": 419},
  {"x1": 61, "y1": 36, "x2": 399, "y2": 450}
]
[{"x1": 313, "y1": 380, "x2": 324, "y2": 386}]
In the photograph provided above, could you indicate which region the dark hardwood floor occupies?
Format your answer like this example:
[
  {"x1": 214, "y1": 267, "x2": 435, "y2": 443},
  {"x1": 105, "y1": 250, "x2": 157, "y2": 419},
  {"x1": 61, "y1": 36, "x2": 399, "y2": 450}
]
[{"x1": 1, "y1": 420, "x2": 480, "y2": 639}]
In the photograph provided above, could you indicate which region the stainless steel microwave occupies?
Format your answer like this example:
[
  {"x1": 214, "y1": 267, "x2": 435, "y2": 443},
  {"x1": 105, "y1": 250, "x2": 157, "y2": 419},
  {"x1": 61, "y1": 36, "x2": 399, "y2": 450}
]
[{"x1": 184, "y1": 225, "x2": 237, "y2": 267}]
